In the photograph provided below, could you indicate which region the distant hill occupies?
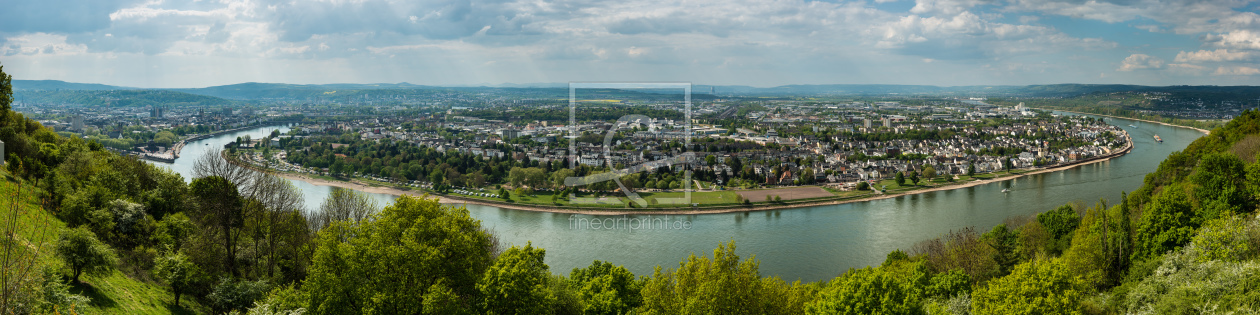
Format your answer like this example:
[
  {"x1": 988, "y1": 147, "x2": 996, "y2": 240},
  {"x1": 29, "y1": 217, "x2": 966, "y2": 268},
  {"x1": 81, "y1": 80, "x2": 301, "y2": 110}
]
[
  {"x1": 172, "y1": 82, "x2": 456, "y2": 100},
  {"x1": 13, "y1": 80, "x2": 132, "y2": 91},
  {"x1": 13, "y1": 80, "x2": 1260, "y2": 104},
  {"x1": 17, "y1": 90, "x2": 234, "y2": 107}
]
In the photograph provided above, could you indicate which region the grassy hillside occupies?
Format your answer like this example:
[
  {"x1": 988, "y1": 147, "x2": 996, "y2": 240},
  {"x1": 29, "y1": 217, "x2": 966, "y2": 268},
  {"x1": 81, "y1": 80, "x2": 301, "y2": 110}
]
[{"x1": 2, "y1": 169, "x2": 208, "y2": 314}]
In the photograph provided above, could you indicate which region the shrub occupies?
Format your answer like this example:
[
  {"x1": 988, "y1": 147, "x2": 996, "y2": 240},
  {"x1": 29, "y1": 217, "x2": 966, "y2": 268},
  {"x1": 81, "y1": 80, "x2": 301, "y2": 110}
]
[
  {"x1": 208, "y1": 277, "x2": 270, "y2": 314},
  {"x1": 971, "y1": 259, "x2": 1084, "y2": 315},
  {"x1": 54, "y1": 227, "x2": 117, "y2": 282}
]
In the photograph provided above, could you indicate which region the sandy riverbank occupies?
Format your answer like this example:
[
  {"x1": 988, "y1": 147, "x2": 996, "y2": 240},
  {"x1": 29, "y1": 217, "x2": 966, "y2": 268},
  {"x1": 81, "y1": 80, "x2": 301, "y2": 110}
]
[{"x1": 260, "y1": 130, "x2": 1135, "y2": 216}]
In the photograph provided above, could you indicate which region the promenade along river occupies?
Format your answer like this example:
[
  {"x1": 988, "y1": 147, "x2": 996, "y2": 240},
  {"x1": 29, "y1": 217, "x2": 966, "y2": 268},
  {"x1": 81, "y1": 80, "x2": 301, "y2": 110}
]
[{"x1": 147, "y1": 113, "x2": 1203, "y2": 282}]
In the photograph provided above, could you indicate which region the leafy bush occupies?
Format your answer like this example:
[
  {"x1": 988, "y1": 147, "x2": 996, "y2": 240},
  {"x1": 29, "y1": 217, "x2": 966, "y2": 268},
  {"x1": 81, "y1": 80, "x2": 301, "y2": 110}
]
[
  {"x1": 1122, "y1": 237, "x2": 1260, "y2": 314},
  {"x1": 970, "y1": 259, "x2": 1084, "y2": 315},
  {"x1": 1189, "y1": 215, "x2": 1259, "y2": 262},
  {"x1": 54, "y1": 227, "x2": 117, "y2": 282},
  {"x1": 639, "y1": 241, "x2": 814, "y2": 314},
  {"x1": 1036, "y1": 204, "x2": 1079, "y2": 255},
  {"x1": 478, "y1": 242, "x2": 556, "y2": 314},
  {"x1": 569, "y1": 260, "x2": 642, "y2": 315},
  {"x1": 208, "y1": 278, "x2": 270, "y2": 314},
  {"x1": 808, "y1": 267, "x2": 918, "y2": 315},
  {"x1": 303, "y1": 195, "x2": 495, "y2": 314},
  {"x1": 1132, "y1": 186, "x2": 1198, "y2": 261}
]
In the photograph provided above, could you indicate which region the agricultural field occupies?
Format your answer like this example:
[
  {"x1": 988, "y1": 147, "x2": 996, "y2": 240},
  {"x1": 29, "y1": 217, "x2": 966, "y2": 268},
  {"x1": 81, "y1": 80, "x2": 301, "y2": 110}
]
[{"x1": 735, "y1": 187, "x2": 834, "y2": 202}]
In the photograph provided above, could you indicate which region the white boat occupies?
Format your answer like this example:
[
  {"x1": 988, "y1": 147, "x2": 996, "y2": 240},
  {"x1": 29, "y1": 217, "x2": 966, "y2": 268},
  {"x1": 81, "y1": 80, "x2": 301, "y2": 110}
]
[
  {"x1": 1129, "y1": 124, "x2": 1137, "y2": 128},
  {"x1": 1001, "y1": 188, "x2": 1010, "y2": 193}
]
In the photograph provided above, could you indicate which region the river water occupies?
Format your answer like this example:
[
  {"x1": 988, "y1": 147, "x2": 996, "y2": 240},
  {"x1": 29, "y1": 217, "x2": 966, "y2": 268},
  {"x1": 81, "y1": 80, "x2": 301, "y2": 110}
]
[{"x1": 146, "y1": 113, "x2": 1203, "y2": 282}]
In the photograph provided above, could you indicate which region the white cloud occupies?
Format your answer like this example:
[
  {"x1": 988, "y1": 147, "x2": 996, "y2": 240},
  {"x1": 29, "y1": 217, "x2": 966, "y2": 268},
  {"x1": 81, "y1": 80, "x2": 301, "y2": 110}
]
[
  {"x1": 1213, "y1": 65, "x2": 1260, "y2": 75},
  {"x1": 1204, "y1": 30, "x2": 1260, "y2": 50},
  {"x1": 0, "y1": 0, "x2": 1253, "y2": 87},
  {"x1": 1168, "y1": 63, "x2": 1206, "y2": 70},
  {"x1": 1117, "y1": 53, "x2": 1164, "y2": 71},
  {"x1": 910, "y1": 0, "x2": 992, "y2": 16},
  {"x1": 1174, "y1": 49, "x2": 1254, "y2": 63}
]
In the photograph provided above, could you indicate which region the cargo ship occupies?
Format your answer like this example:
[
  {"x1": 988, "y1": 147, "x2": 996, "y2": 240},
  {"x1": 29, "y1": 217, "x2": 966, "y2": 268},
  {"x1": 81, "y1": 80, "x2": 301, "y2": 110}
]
[{"x1": 1154, "y1": 134, "x2": 1162, "y2": 143}]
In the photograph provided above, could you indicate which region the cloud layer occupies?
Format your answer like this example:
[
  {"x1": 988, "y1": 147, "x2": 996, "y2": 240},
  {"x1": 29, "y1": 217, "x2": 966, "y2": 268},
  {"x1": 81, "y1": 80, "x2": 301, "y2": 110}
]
[{"x1": 1, "y1": 0, "x2": 1258, "y2": 87}]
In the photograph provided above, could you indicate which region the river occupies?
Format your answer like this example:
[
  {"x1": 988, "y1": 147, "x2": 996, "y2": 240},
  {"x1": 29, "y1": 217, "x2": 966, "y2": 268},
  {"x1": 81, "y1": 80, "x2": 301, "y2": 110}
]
[{"x1": 146, "y1": 113, "x2": 1203, "y2": 282}]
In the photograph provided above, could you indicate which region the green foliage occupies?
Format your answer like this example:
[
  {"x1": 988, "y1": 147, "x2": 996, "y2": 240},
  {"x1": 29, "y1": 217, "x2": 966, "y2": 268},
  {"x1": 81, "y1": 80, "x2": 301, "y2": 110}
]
[
  {"x1": 638, "y1": 241, "x2": 812, "y2": 314},
  {"x1": 152, "y1": 213, "x2": 195, "y2": 252},
  {"x1": 54, "y1": 227, "x2": 117, "y2": 283},
  {"x1": 36, "y1": 266, "x2": 90, "y2": 313},
  {"x1": 971, "y1": 259, "x2": 1085, "y2": 315},
  {"x1": 1189, "y1": 215, "x2": 1259, "y2": 262},
  {"x1": 982, "y1": 224, "x2": 1020, "y2": 278},
  {"x1": 1190, "y1": 152, "x2": 1250, "y2": 219},
  {"x1": 508, "y1": 167, "x2": 547, "y2": 188},
  {"x1": 570, "y1": 260, "x2": 642, "y2": 315},
  {"x1": 809, "y1": 258, "x2": 967, "y2": 315},
  {"x1": 0, "y1": 64, "x2": 10, "y2": 121},
  {"x1": 883, "y1": 250, "x2": 911, "y2": 267},
  {"x1": 303, "y1": 195, "x2": 494, "y2": 314},
  {"x1": 153, "y1": 251, "x2": 201, "y2": 307},
  {"x1": 1132, "y1": 186, "x2": 1198, "y2": 261},
  {"x1": 1037, "y1": 204, "x2": 1079, "y2": 241},
  {"x1": 914, "y1": 227, "x2": 997, "y2": 285},
  {"x1": 479, "y1": 242, "x2": 556, "y2": 314},
  {"x1": 1036, "y1": 204, "x2": 1080, "y2": 254},
  {"x1": 895, "y1": 172, "x2": 905, "y2": 186},
  {"x1": 17, "y1": 89, "x2": 233, "y2": 108},
  {"x1": 208, "y1": 277, "x2": 270, "y2": 314},
  {"x1": 190, "y1": 175, "x2": 245, "y2": 276},
  {"x1": 808, "y1": 267, "x2": 919, "y2": 315},
  {"x1": 1122, "y1": 224, "x2": 1260, "y2": 314}
]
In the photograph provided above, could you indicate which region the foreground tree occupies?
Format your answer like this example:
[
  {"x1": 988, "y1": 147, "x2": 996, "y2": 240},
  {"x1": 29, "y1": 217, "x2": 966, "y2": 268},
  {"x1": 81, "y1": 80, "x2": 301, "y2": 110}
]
[
  {"x1": 1132, "y1": 186, "x2": 1197, "y2": 261},
  {"x1": 478, "y1": 242, "x2": 555, "y2": 314},
  {"x1": 310, "y1": 187, "x2": 375, "y2": 231},
  {"x1": 971, "y1": 259, "x2": 1084, "y2": 315},
  {"x1": 153, "y1": 251, "x2": 200, "y2": 307},
  {"x1": 570, "y1": 261, "x2": 643, "y2": 315},
  {"x1": 54, "y1": 227, "x2": 117, "y2": 282},
  {"x1": 638, "y1": 241, "x2": 811, "y2": 314},
  {"x1": 194, "y1": 150, "x2": 256, "y2": 195},
  {"x1": 807, "y1": 267, "x2": 915, "y2": 314},
  {"x1": 190, "y1": 175, "x2": 245, "y2": 276},
  {"x1": 304, "y1": 195, "x2": 496, "y2": 314}
]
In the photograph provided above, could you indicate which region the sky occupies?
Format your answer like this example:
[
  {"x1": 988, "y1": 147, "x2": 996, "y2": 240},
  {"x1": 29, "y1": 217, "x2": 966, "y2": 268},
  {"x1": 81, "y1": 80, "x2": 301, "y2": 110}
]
[{"x1": 1, "y1": 0, "x2": 1259, "y2": 88}]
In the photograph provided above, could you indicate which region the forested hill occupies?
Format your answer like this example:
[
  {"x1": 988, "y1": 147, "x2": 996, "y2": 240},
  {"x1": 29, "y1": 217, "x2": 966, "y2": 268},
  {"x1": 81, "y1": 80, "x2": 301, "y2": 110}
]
[
  {"x1": 17, "y1": 79, "x2": 1260, "y2": 99},
  {"x1": 16, "y1": 89, "x2": 234, "y2": 107},
  {"x1": 12, "y1": 80, "x2": 130, "y2": 91}
]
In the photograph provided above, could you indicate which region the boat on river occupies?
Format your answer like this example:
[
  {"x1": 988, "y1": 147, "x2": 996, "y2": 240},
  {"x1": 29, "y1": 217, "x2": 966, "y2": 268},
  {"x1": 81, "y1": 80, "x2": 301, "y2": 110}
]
[{"x1": 1154, "y1": 134, "x2": 1162, "y2": 143}]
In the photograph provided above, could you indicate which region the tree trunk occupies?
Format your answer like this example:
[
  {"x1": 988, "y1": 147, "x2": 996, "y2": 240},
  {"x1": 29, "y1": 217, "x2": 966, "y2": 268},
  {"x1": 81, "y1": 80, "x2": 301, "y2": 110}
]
[{"x1": 224, "y1": 225, "x2": 237, "y2": 277}]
